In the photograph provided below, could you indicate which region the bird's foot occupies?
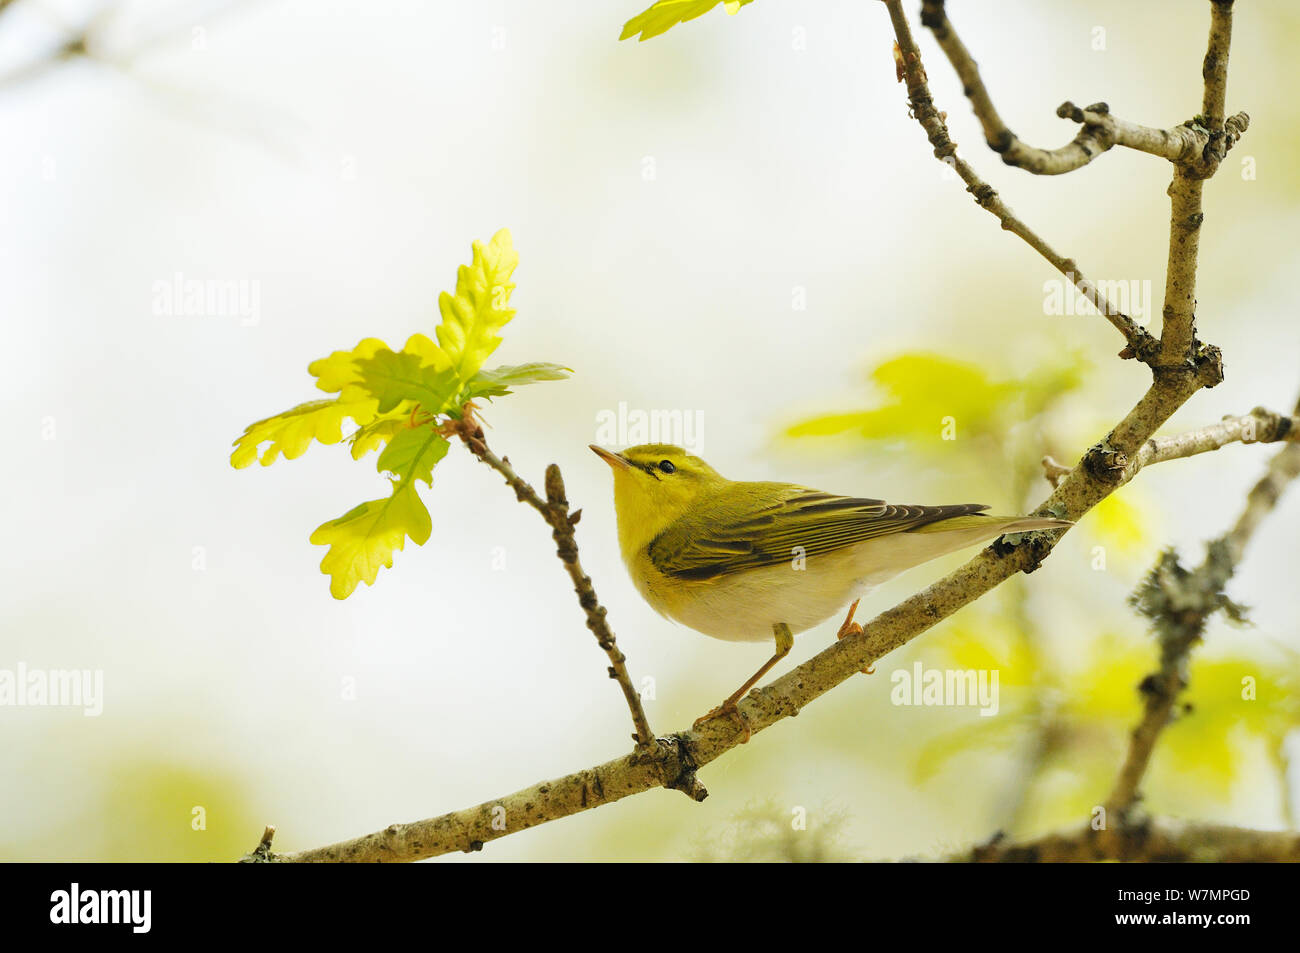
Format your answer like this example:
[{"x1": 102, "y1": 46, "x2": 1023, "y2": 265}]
[
  {"x1": 692, "y1": 701, "x2": 752, "y2": 742},
  {"x1": 835, "y1": 599, "x2": 875, "y2": 674}
]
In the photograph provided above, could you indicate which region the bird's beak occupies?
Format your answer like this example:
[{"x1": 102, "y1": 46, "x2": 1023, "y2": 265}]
[{"x1": 589, "y1": 445, "x2": 631, "y2": 470}]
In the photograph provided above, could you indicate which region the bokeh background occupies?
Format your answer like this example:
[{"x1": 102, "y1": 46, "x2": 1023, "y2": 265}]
[{"x1": 2, "y1": 0, "x2": 1298, "y2": 861}]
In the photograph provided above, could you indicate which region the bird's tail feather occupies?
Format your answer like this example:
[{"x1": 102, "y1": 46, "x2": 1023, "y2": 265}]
[{"x1": 910, "y1": 514, "x2": 1073, "y2": 535}]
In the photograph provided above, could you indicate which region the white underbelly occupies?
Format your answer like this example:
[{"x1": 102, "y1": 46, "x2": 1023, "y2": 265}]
[{"x1": 633, "y1": 523, "x2": 1005, "y2": 642}]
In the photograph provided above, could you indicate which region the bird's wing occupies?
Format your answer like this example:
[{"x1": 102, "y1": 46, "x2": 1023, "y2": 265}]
[{"x1": 647, "y1": 483, "x2": 989, "y2": 581}]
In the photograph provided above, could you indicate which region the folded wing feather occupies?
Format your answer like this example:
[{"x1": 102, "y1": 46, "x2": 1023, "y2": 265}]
[{"x1": 647, "y1": 484, "x2": 991, "y2": 581}]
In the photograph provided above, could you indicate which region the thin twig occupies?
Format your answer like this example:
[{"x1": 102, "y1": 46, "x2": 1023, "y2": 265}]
[
  {"x1": 1040, "y1": 455, "x2": 1071, "y2": 488},
  {"x1": 1106, "y1": 399, "x2": 1300, "y2": 824},
  {"x1": 1116, "y1": 406, "x2": 1299, "y2": 482},
  {"x1": 1157, "y1": 171, "x2": 1207, "y2": 367},
  {"x1": 883, "y1": 0, "x2": 1158, "y2": 362},
  {"x1": 919, "y1": 0, "x2": 1248, "y2": 175},
  {"x1": 1156, "y1": 2, "x2": 1240, "y2": 366},
  {"x1": 450, "y1": 415, "x2": 658, "y2": 753},
  {"x1": 1221, "y1": 398, "x2": 1300, "y2": 563},
  {"x1": 1202, "y1": 1, "x2": 1235, "y2": 135},
  {"x1": 238, "y1": 825, "x2": 277, "y2": 863}
]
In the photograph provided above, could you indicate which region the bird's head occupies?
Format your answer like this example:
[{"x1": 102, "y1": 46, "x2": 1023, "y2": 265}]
[{"x1": 590, "y1": 443, "x2": 724, "y2": 545}]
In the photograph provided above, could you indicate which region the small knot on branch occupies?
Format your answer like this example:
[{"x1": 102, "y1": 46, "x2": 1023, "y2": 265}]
[
  {"x1": 553, "y1": 535, "x2": 579, "y2": 564},
  {"x1": 1137, "y1": 673, "x2": 1177, "y2": 703},
  {"x1": 1195, "y1": 344, "x2": 1225, "y2": 388},
  {"x1": 1057, "y1": 101, "x2": 1108, "y2": 125},
  {"x1": 968, "y1": 182, "x2": 997, "y2": 209},
  {"x1": 1223, "y1": 111, "x2": 1250, "y2": 150},
  {"x1": 439, "y1": 402, "x2": 490, "y2": 455},
  {"x1": 1084, "y1": 445, "x2": 1129, "y2": 483},
  {"x1": 659, "y1": 734, "x2": 709, "y2": 802},
  {"x1": 1117, "y1": 324, "x2": 1162, "y2": 363}
]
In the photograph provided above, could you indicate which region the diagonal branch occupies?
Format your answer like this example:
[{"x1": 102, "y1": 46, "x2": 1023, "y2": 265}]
[
  {"x1": 449, "y1": 413, "x2": 658, "y2": 753},
  {"x1": 1106, "y1": 406, "x2": 1300, "y2": 823},
  {"x1": 884, "y1": 0, "x2": 1158, "y2": 362}
]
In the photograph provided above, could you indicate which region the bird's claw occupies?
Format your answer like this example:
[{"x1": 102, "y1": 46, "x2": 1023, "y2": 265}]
[
  {"x1": 835, "y1": 599, "x2": 875, "y2": 674},
  {"x1": 693, "y1": 701, "x2": 752, "y2": 742}
]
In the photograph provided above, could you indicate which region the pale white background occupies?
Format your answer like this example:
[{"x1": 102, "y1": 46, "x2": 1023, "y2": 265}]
[{"x1": 1, "y1": 0, "x2": 1297, "y2": 860}]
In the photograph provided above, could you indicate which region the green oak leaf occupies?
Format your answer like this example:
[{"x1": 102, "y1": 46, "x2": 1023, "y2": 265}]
[
  {"x1": 462, "y1": 362, "x2": 573, "y2": 401},
  {"x1": 356, "y1": 348, "x2": 461, "y2": 414},
  {"x1": 310, "y1": 483, "x2": 432, "y2": 599},
  {"x1": 435, "y1": 228, "x2": 519, "y2": 381},
  {"x1": 620, "y1": 0, "x2": 754, "y2": 42},
  {"x1": 376, "y1": 426, "x2": 450, "y2": 487}
]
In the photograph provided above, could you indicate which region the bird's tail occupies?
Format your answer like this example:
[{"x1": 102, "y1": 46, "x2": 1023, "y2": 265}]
[
  {"x1": 909, "y1": 513, "x2": 1073, "y2": 536},
  {"x1": 990, "y1": 516, "x2": 1073, "y2": 533}
]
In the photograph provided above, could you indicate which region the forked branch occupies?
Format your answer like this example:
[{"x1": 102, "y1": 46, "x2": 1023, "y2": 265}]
[{"x1": 920, "y1": 0, "x2": 1248, "y2": 176}]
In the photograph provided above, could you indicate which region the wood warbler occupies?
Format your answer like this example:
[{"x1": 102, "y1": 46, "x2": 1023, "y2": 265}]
[{"x1": 591, "y1": 443, "x2": 1071, "y2": 728}]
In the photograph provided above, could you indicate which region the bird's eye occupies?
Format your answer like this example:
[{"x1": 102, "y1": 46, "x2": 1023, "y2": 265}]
[{"x1": 658, "y1": 460, "x2": 676, "y2": 474}]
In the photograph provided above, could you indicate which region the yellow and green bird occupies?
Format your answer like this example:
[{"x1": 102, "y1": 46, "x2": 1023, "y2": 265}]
[{"x1": 591, "y1": 443, "x2": 1071, "y2": 727}]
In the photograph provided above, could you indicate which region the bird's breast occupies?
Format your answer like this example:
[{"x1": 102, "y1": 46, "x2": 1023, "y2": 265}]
[{"x1": 627, "y1": 546, "x2": 874, "y2": 643}]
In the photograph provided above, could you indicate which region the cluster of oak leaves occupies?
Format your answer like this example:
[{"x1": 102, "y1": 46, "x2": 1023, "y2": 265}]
[{"x1": 230, "y1": 229, "x2": 569, "y2": 599}]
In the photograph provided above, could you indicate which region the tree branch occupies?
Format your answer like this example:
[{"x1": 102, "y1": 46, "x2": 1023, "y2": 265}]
[
  {"x1": 1045, "y1": 406, "x2": 1296, "y2": 487},
  {"x1": 960, "y1": 818, "x2": 1300, "y2": 862},
  {"x1": 1123, "y1": 406, "x2": 1297, "y2": 479},
  {"x1": 449, "y1": 413, "x2": 658, "y2": 753},
  {"x1": 1106, "y1": 397, "x2": 1300, "y2": 825},
  {"x1": 919, "y1": 0, "x2": 1248, "y2": 175},
  {"x1": 1202, "y1": 1, "x2": 1235, "y2": 135},
  {"x1": 1223, "y1": 402, "x2": 1300, "y2": 562},
  {"x1": 1156, "y1": 2, "x2": 1243, "y2": 367},
  {"x1": 884, "y1": 0, "x2": 1159, "y2": 361}
]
